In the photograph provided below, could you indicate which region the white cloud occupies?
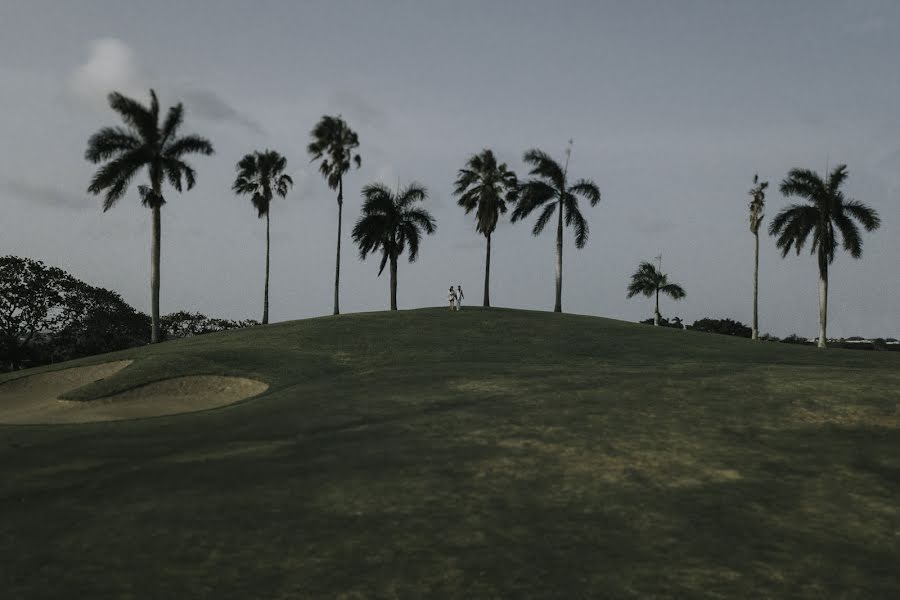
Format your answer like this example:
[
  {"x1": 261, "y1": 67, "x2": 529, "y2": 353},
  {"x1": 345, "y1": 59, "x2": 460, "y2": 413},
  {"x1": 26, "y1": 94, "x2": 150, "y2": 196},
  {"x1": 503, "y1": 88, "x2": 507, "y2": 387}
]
[{"x1": 68, "y1": 38, "x2": 149, "y2": 109}]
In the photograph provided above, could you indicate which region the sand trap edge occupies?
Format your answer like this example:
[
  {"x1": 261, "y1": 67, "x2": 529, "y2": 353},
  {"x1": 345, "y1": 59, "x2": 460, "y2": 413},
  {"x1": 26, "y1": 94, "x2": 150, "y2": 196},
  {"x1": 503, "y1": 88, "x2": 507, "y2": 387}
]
[{"x1": 0, "y1": 362, "x2": 269, "y2": 425}]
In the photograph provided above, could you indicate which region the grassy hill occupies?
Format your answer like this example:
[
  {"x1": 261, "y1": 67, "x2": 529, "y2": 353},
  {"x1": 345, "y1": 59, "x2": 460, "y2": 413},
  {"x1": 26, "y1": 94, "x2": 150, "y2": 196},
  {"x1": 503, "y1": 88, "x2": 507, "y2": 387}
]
[{"x1": 1, "y1": 307, "x2": 899, "y2": 598}]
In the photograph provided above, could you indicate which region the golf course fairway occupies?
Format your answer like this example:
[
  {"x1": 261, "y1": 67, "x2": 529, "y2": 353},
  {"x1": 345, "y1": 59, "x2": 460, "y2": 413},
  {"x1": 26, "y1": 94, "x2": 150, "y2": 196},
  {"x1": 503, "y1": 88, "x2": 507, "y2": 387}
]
[{"x1": 1, "y1": 308, "x2": 898, "y2": 598}]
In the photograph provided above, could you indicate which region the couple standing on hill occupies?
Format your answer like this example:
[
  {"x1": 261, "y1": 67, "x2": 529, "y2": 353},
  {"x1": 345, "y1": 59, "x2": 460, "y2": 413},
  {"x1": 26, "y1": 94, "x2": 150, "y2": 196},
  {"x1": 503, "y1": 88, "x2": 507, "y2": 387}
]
[{"x1": 448, "y1": 285, "x2": 464, "y2": 311}]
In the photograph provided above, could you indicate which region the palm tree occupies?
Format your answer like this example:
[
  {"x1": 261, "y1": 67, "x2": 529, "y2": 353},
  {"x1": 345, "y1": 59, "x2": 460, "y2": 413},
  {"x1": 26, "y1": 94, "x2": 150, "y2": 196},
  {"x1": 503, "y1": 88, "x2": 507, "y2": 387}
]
[
  {"x1": 85, "y1": 89, "x2": 214, "y2": 343},
  {"x1": 768, "y1": 164, "x2": 880, "y2": 349},
  {"x1": 748, "y1": 174, "x2": 768, "y2": 341},
  {"x1": 351, "y1": 182, "x2": 436, "y2": 310},
  {"x1": 627, "y1": 261, "x2": 686, "y2": 326},
  {"x1": 232, "y1": 150, "x2": 293, "y2": 325},
  {"x1": 452, "y1": 149, "x2": 518, "y2": 307},
  {"x1": 510, "y1": 145, "x2": 601, "y2": 312},
  {"x1": 307, "y1": 115, "x2": 361, "y2": 315}
]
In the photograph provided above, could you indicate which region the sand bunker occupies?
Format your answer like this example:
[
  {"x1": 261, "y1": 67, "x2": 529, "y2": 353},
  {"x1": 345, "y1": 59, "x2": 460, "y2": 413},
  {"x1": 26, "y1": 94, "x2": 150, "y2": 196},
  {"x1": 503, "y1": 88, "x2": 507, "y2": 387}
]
[{"x1": 0, "y1": 361, "x2": 268, "y2": 425}]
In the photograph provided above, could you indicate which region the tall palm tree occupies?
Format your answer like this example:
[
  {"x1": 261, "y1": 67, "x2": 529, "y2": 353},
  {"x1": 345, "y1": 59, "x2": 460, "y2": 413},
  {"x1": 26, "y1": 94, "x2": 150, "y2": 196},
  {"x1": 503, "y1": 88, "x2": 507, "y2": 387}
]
[
  {"x1": 85, "y1": 89, "x2": 214, "y2": 343},
  {"x1": 510, "y1": 145, "x2": 601, "y2": 312},
  {"x1": 748, "y1": 174, "x2": 768, "y2": 341},
  {"x1": 232, "y1": 150, "x2": 293, "y2": 325},
  {"x1": 307, "y1": 115, "x2": 361, "y2": 315},
  {"x1": 351, "y1": 182, "x2": 436, "y2": 310},
  {"x1": 768, "y1": 164, "x2": 880, "y2": 348},
  {"x1": 627, "y1": 261, "x2": 686, "y2": 326},
  {"x1": 453, "y1": 149, "x2": 518, "y2": 307}
]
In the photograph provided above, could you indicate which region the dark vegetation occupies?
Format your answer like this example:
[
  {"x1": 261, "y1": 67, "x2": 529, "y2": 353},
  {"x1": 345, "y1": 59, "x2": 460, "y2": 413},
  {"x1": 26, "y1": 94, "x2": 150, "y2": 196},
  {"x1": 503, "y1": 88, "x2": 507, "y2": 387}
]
[{"x1": 0, "y1": 255, "x2": 257, "y2": 372}]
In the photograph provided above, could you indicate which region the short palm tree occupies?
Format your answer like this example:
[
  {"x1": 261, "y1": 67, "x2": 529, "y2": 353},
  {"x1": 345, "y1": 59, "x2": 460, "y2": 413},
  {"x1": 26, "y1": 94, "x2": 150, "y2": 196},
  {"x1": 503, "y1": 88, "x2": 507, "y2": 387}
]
[
  {"x1": 748, "y1": 174, "x2": 768, "y2": 340},
  {"x1": 768, "y1": 164, "x2": 880, "y2": 348},
  {"x1": 627, "y1": 261, "x2": 686, "y2": 326},
  {"x1": 351, "y1": 182, "x2": 436, "y2": 310},
  {"x1": 85, "y1": 89, "x2": 214, "y2": 343},
  {"x1": 232, "y1": 150, "x2": 293, "y2": 325},
  {"x1": 307, "y1": 115, "x2": 361, "y2": 316},
  {"x1": 510, "y1": 146, "x2": 601, "y2": 312},
  {"x1": 453, "y1": 149, "x2": 518, "y2": 307}
]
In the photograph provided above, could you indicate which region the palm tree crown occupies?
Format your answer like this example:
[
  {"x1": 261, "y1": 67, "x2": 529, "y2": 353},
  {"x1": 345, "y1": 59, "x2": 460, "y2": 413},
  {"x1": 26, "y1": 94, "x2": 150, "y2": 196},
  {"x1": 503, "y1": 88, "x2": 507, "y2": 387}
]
[
  {"x1": 232, "y1": 150, "x2": 292, "y2": 326},
  {"x1": 511, "y1": 149, "x2": 601, "y2": 248},
  {"x1": 352, "y1": 182, "x2": 436, "y2": 310},
  {"x1": 232, "y1": 150, "x2": 293, "y2": 217},
  {"x1": 307, "y1": 114, "x2": 362, "y2": 316},
  {"x1": 769, "y1": 165, "x2": 879, "y2": 263},
  {"x1": 85, "y1": 88, "x2": 213, "y2": 343},
  {"x1": 453, "y1": 149, "x2": 518, "y2": 307},
  {"x1": 768, "y1": 164, "x2": 880, "y2": 348},
  {"x1": 627, "y1": 261, "x2": 686, "y2": 325},
  {"x1": 86, "y1": 89, "x2": 214, "y2": 211},
  {"x1": 510, "y1": 147, "x2": 601, "y2": 312},
  {"x1": 454, "y1": 149, "x2": 518, "y2": 236},
  {"x1": 307, "y1": 115, "x2": 361, "y2": 198},
  {"x1": 748, "y1": 173, "x2": 769, "y2": 341},
  {"x1": 748, "y1": 173, "x2": 768, "y2": 235}
]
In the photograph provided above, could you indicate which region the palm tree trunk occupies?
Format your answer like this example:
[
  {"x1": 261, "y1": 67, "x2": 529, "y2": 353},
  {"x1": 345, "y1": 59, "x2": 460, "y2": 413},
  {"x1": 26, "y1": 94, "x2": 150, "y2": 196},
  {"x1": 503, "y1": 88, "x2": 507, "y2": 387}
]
[
  {"x1": 263, "y1": 212, "x2": 270, "y2": 325},
  {"x1": 150, "y1": 199, "x2": 162, "y2": 344},
  {"x1": 554, "y1": 200, "x2": 563, "y2": 313},
  {"x1": 333, "y1": 178, "x2": 343, "y2": 316},
  {"x1": 752, "y1": 231, "x2": 759, "y2": 340},
  {"x1": 483, "y1": 232, "x2": 491, "y2": 308},
  {"x1": 389, "y1": 254, "x2": 398, "y2": 311},
  {"x1": 654, "y1": 287, "x2": 660, "y2": 326},
  {"x1": 818, "y1": 253, "x2": 828, "y2": 349}
]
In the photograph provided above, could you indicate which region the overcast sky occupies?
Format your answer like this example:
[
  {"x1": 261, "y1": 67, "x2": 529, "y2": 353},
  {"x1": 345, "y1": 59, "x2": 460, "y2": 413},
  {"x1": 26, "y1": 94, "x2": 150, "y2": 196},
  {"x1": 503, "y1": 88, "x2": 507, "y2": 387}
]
[{"x1": 1, "y1": 0, "x2": 898, "y2": 338}]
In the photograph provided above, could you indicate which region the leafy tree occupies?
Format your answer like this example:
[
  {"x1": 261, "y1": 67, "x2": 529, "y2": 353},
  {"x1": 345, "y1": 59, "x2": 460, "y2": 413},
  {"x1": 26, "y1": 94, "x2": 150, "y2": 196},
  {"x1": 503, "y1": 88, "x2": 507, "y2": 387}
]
[
  {"x1": 232, "y1": 150, "x2": 293, "y2": 324},
  {"x1": 768, "y1": 165, "x2": 880, "y2": 348},
  {"x1": 626, "y1": 261, "x2": 686, "y2": 326},
  {"x1": 639, "y1": 317, "x2": 683, "y2": 329},
  {"x1": 351, "y1": 182, "x2": 436, "y2": 310},
  {"x1": 690, "y1": 317, "x2": 751, "y2": 338},
  {"x1": 453, "y1": 149, "x2": 518, "y2": 307},
  {"x1": 85, "y1": 89, "x2": 214, "y2": 343},
  {"x1": 0, "y1": 256, "x2": 73, "y2": 369},
  {"x1": 53, "y1": 281, "x2": 150, "y2": 362},
  {"x1": 162, "y1": 311, "x2": 259, "y2": 339},
  {"x1": 510, "y1": 145, "x2": 601, "y2": 312},
  {"x1": 748, "y1": 174, "x2": 768, "y2": 340},
  {"x1": 307, "y1": 115, "x2": 361, "y2": 315}
]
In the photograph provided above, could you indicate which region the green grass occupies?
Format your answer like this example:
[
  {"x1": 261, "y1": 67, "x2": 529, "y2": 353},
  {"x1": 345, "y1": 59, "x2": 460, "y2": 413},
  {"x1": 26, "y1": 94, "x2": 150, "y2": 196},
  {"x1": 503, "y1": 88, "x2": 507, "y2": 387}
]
[{"x1": 2, "y1": 307, "x2": 899, "y2": 598}]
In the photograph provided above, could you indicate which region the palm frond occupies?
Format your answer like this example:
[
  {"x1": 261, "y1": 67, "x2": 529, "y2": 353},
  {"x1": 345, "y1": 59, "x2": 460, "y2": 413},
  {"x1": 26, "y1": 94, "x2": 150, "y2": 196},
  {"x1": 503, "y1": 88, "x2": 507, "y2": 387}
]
[
  {"x1": 511, "y1": 180, "x2": 556, "y2": 222},
  {"x1": 161, "y1": 103, "x2": 184, "y2": 144},
  {"x1": 531, "y1": 201, "x2": 558, "y2": 236},
  {"x1": 87, "y1": 150, "x2": 147, "y2": 211},
  {"x1": 107, "y1": 90, "x2": 157, "y2": 142},
  {"x1": 780, "y1": 168, "x2": 826, "y2": 202},
  {"x1": 569, "y1": 204, "x2": 589, "y2": 248},
  {"x1": 84, "y1": 127, "x2": 142, "y2": 163},
  {"x1": 660, "y1": 283, "x2": 686, "y2": 300},
  {"x1": 841, "y1": 199, "x2": 881, "y2": 231},
  {"x1": 523, "y1": 148, "x2": 565, "y2": 189},
  {"x1": 569, "y1": 178, "x2": 601, "y2": 206},
  {"x1": 833, "y1": 213, "x2": 862, "y2": 259},
  {"x1": 164, "y1": 134, "x2": 214, "y2": 159}
]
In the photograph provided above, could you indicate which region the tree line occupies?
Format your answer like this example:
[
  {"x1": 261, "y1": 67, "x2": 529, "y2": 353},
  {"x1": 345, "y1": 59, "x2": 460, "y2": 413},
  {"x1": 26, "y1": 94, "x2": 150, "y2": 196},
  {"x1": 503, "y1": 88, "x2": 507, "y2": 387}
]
[
  {"x1": 0, "y1": 256, "x2": 257, "y2": 372},
  {"x1": 84, "y1": 89, "x2": 881, "y2": 349}
]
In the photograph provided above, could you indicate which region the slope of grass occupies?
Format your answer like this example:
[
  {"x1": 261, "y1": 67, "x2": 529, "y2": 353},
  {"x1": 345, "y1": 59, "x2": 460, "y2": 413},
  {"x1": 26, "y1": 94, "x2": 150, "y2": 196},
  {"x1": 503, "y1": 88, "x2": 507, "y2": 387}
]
[{"x1": 1, "y1": 307, "x2": 899, "y2": 598}]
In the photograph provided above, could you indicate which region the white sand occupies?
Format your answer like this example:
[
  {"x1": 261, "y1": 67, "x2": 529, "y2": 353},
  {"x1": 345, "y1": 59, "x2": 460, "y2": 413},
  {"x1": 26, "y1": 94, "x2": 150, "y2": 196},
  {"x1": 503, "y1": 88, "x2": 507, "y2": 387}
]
[{"x1": 0, "y1": 361, "x2": 268, "y2": 424}]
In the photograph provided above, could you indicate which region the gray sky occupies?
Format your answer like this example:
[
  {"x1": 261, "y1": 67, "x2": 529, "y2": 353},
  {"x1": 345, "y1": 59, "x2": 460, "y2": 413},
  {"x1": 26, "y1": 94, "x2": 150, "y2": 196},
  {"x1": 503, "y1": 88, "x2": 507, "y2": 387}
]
[{"x1": 1, "y1": 0, "x2": 898, "y2": 338}]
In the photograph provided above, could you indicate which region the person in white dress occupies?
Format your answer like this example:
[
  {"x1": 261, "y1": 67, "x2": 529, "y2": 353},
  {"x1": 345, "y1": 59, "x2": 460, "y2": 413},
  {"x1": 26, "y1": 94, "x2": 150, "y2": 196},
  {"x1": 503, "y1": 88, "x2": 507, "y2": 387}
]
[{"x1": 456, "y1": 285, "x2": 464, "y2": 310}]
